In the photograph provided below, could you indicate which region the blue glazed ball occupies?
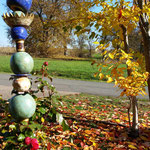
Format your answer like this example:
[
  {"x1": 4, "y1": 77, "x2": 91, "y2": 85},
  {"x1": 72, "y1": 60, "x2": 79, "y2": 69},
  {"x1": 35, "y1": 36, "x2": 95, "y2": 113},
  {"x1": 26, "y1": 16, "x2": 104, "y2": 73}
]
[
  {"x1": 10, "y1": 52, "x2": 34, "y2": 74},
  {"x1": 9, "y1": 94, "x2": 36, "y2": 120},
  {"x1": 7, "y1": 0, "x2": 32, "y2": 13},
  {"x1": 11, "y1": 27, "x2": 28, "y2": 40}
]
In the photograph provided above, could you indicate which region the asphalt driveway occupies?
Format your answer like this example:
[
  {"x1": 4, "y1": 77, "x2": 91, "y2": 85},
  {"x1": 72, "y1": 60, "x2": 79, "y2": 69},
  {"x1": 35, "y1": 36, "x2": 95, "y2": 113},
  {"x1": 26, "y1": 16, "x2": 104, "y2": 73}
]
[{"x1": 0, "y1": 73, "x2": 149, "y2": 100}]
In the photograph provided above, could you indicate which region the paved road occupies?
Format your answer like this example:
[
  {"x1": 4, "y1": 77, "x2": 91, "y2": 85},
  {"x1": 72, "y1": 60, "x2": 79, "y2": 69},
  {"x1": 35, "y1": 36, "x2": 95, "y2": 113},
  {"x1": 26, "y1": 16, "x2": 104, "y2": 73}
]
[{"x1": 0, "y1": 73, "x2": 149, "y2": 100}]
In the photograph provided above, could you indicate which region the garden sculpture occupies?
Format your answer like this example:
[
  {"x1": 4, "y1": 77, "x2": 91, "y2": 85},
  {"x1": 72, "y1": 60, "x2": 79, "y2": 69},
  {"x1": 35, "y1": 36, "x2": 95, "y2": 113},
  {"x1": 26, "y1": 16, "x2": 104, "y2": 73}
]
[{"x1": 2, "y1": 0, "x2": 36, "y2": 121}]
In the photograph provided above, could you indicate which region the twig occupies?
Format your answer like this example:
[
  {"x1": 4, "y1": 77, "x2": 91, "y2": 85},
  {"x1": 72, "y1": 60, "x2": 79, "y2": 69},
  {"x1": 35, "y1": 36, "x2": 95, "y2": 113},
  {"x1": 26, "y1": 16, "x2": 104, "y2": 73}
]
[
  {"x1": 128, "y1": 97, "x2": 132, "y2": 128},
  {"x1": 63, "y1": 115, "x2": 126, "y2": 127}
]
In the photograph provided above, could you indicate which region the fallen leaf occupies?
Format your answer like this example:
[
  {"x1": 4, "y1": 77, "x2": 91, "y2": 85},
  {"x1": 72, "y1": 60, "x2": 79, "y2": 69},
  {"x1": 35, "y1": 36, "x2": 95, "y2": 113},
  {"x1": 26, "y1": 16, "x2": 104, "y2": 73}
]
[{"x1": 128, "y1": 144, "x2": 137, "y2": 149}]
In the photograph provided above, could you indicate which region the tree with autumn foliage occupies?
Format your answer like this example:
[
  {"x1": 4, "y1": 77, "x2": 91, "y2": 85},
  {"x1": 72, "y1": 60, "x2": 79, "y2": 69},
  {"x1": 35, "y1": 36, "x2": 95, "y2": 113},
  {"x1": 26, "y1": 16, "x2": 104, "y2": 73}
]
[
  {"x1": 64, "y1": 0, "x2": 150, "y2": 136},
  {"x1": 26, "y1": 0, "x2": 97, "y2": 57},
  {"x1": 7, "y1": 0, "x2": 92, "y2": 57},
  {"x1": 25, "y1": 0, "x2": 73, "y2": 57}
]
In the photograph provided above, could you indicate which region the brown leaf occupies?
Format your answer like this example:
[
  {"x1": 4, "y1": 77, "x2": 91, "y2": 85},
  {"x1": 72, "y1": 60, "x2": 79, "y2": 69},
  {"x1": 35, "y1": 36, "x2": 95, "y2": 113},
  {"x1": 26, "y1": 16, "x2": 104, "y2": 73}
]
[{"x1": 47, "y1": 142, "x2": 51, "y2": 150}]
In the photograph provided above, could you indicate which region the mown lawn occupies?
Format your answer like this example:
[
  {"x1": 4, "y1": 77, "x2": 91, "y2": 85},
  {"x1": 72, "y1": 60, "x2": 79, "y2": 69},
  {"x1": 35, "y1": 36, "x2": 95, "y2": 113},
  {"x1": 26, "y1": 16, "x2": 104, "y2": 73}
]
[{"x1": 0, "y1": 55, "x2": 127, "y2": 81}]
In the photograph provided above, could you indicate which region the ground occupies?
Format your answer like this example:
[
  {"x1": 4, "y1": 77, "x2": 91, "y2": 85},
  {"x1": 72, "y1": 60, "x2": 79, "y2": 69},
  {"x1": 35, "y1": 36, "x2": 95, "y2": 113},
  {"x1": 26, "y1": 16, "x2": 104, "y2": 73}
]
[{"x1": 1, "y1": 94, "x2": 150, "y2": 149}]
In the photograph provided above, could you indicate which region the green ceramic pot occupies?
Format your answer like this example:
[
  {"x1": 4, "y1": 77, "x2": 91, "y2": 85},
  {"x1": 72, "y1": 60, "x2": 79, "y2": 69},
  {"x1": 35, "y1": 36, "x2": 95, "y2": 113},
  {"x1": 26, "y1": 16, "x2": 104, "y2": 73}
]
[
  {"x1": 10, "y1": 52, "x2": 34, "y2": 74},
  {"x1": 9, "y1": 94, "x2": 36, "y2": 120}
]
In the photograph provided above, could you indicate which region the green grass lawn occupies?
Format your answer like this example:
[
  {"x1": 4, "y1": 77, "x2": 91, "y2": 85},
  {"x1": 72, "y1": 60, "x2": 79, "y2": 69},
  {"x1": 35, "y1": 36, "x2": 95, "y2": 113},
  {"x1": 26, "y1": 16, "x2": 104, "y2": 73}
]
[{"x1": 0, "y1": 55, "x2": 126, "y2": 81}]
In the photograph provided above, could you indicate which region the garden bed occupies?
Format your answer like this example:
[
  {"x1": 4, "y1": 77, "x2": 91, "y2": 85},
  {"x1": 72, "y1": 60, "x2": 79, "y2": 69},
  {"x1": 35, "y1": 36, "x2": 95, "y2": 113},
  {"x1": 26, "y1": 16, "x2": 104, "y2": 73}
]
[{"x1": 0, "y1": 94, "x2": 150, "y2": 149}]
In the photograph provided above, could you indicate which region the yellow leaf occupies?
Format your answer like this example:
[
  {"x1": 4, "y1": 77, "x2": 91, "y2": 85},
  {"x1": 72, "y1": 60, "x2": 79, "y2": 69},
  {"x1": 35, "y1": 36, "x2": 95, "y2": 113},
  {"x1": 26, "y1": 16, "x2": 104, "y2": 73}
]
[
  {"x1": 116, "y1": 119, "x2": 121, "y2": 123},
  {"x1": 115, "y1": 80, "x2": 118, "y2": 85},
  {"x1": 108, "y1": 65, "x2": 114, "y2": 70},
  {"x1": 102, "y1": 50, "x2": 107, "y2": 55},
  {"x1": 41, "y1": 117, "x2": 45, "y2": 123},
  {"x1": 141, "y1": 123, "x2": 147, "y2": 127},
  {"x1": 99, "y1": 73, "x2": 104, "y2": 79},
  {"x1": 105, "y1": 43, "x2": 110, "y2": 48},
  {"x1": 128, "y1": 145, "x2": 137, "y2": 149},
  {"x1": 93, "y1": 41, "x2": 99, "y2": 44},
  {"x1": 107, "y1": 77, "x2": 113, "y2": 83},
  {"x1": 141, "y1": 90, "x2": 147, "y2": 95},
  {"x1": 126, "y1": 59, "x2": 132, "y2": 66},
  {"x1": 108, "y1": 53, "x2": 114, "y2": 59},
  {"x1": 143, "y1": 72, "x2": 149, "y2": 78},
  {"x1": 119, "y1": 76, "x2": 125, "y2": 80},
  {"x1": 93, "y1": 142, "x2": 97, "y2": 147}
]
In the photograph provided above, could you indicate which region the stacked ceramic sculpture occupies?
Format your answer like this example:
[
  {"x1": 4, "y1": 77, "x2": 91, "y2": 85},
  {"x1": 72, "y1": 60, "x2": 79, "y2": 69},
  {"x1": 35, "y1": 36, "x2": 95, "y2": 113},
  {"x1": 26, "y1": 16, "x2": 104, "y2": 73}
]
[{"x1": 2, "y1": 0, "x2": 36, "y2": 121}]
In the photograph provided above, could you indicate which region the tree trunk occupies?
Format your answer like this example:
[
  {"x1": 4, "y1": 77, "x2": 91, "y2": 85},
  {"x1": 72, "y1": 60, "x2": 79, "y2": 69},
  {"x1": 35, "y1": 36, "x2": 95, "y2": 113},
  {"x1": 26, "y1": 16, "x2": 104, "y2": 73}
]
[
  {"x1": 121, "y1": 24, "x2": 139, "y2": 136},
  {"x1": 64, "y1": 45, "x2": 67, "y2": 56},
  {"x1": 89, "y1": 48, "x2": 92, "y2": 58},
  {"x1": 142, "y1": 35, "x2": 150, "y2": 100},
  {"x1": 139, "y1": 18, "x2": 150, "y2": 99},
  {"x1": 127, "y1": 96, "x2": 139, "y2": 137},
  {"x1": 131, "y1": 97, "x2": 139, "y2": 131},
  {"x1": 136, "y1": 0, "x2": 150, "y2": 100}
]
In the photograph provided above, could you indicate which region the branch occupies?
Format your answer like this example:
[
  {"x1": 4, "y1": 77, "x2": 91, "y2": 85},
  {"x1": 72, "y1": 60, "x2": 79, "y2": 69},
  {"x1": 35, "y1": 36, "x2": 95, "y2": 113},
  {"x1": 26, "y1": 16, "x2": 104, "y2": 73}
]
[
  {"x1": 64, "y1": 115, "x2": 126, "y2": 128},
  {"x1": 135, "y1": 0, "x2": 149, "y2": 36},
  {"x1": 137, "y1": 0, "x2": 143, "y2": 9},
  {"x1": 120, "y1": 24, "x2": 129, "y2": 52},
  {"x1": 120, "y1": 24, "x2": 132, "y2": 76},
  {"x1": 127, "y1": 97, "x2": 132, "y2": 128},
  {"x1": 139, "y1": 18, "x2": 148, "y2": 39}
]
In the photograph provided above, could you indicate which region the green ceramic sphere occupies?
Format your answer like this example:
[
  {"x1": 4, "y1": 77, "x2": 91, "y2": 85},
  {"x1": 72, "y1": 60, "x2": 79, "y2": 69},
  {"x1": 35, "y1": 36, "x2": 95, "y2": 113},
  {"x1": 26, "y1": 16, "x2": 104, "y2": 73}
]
[
  {"x1": 9, "y1": 94, "x2": 36, "y2": 120},
  {"x1": 10, "y1": 52, "x2": 34, "y2": 74}
]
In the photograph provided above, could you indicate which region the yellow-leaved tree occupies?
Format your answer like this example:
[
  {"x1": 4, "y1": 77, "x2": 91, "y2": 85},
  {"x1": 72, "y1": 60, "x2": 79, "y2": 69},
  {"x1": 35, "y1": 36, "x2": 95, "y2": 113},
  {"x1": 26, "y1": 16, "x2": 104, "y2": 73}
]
[{"x1": 63, "y1": 0, "x2": 150, "y2": 137}]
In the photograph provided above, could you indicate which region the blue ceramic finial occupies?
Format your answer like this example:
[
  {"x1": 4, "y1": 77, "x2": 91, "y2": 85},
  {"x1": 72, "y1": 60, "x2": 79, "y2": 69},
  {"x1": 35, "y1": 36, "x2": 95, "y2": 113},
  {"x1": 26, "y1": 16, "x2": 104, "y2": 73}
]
[
  {"x1": 7, "y1": 0, "x2": 32, "y2": 13},
  {"x1": 11, "y1": 27, "x2": 28, "y2": 40}
]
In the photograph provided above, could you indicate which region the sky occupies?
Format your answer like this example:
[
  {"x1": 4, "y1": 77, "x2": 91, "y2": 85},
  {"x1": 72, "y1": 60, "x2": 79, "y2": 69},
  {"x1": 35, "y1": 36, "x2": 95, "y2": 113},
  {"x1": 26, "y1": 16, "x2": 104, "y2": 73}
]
[{"x1": 0, "y1": 0, "x2": 11, "y2": 47}]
